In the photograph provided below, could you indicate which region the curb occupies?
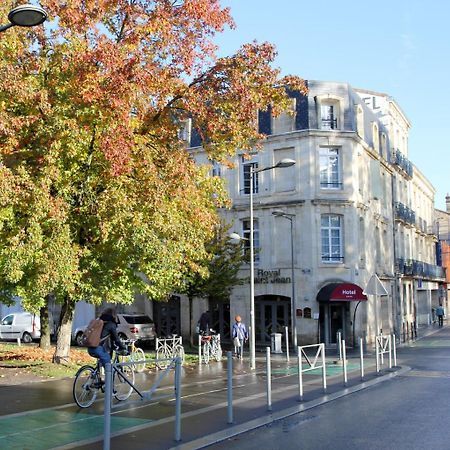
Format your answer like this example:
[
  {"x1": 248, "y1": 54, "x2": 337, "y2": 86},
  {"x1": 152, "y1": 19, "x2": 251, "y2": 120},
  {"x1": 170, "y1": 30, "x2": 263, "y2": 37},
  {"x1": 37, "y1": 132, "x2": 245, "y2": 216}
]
[{"x1": 170, "y1": 365, "x2": 411, "y2": 450}]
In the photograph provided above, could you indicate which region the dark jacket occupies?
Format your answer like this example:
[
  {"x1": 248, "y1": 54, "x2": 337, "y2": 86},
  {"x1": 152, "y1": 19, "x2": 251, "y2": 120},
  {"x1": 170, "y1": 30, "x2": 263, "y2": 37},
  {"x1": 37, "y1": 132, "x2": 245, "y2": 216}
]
[
  {"x1": 198, "y1": 311, "x2": 210, "y2": 333},
  {"x1": 99, "y1": 313, "x2": 126, "y2": 353}
]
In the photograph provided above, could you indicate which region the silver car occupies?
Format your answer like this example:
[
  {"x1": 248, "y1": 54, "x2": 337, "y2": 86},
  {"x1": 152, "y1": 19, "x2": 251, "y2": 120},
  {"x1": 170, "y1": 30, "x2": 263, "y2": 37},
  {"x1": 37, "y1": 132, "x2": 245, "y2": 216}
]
[{"x1": 116, "y1": 313, "x2": 156, "y2": 343}]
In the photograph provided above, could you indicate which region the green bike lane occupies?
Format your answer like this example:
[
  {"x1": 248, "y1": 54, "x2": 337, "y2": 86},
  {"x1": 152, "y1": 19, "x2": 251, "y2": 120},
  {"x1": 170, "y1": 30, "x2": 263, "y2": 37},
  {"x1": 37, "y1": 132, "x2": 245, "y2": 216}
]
[{"x1": 0, "y1": 355, "x2": 380, "y2": 450}]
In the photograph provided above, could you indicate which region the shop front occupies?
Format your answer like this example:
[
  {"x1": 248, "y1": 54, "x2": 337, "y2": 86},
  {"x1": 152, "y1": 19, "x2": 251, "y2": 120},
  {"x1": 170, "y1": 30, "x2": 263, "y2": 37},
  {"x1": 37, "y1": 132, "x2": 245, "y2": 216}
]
[{"x1": 317, "y1": 282, "x2": 367, "y2": 347}]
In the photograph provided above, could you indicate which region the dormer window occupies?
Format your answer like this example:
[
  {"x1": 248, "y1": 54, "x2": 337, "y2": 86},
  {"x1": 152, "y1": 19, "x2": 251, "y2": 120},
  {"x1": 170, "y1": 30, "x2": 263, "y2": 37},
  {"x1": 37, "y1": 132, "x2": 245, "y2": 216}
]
[
  {"x1": 315, "y1": 95, "x2": 344, "y2": 131},
  {"x1": 321, "y1": 104, "x2": 337, "y2": 130}
]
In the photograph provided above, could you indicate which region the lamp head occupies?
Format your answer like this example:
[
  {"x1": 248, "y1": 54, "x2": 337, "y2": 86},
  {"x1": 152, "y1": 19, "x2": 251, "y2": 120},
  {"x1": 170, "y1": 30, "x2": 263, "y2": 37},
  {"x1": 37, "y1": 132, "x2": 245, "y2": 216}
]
[
  {"x1": 274, "y1": 158, "x2": 296, "y2": 169},
  {"x1": 8, "y1": 4, "x2": 47, "y2": 27}
]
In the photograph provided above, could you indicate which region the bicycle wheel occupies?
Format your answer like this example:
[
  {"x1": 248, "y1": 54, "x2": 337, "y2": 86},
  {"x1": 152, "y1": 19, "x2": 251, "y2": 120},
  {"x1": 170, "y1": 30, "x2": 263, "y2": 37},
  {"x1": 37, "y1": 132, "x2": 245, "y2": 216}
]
[
  {"x1": 156, "y1": 346, "x2": 169, "y2": 369},
  {"x1": 173, "y1": 345, "x2": 185, "y2": 365},
  {"x1": 73, "y1": 365, "x2": 98, "y2": 408},
  {"x1": 202, "y1": 342, "x2": 210, "y2": 364},
  {"x1": 131, "y1": 347, "x2": 146, "y2": 373},
  {"x1": 113, "y1": 364, "x2": 135, "y2": 401}
]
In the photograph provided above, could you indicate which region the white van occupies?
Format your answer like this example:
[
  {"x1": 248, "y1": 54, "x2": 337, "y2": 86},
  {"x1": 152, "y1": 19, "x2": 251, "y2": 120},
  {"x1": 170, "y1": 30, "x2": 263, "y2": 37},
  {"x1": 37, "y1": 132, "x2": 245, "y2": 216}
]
[{"x1": 0, "y1": 312, "x2": 42, "y2": 343}]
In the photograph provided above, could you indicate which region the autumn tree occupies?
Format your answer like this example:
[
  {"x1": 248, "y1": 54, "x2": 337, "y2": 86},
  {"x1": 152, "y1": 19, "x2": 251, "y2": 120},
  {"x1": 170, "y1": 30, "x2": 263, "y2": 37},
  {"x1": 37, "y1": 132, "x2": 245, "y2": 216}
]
[
  {"x1": 0, "y1": 0, "x2": 306, "y2": 362},
  {"x1": 182, "y1": 221, "x2": 246, "y2": 343}
]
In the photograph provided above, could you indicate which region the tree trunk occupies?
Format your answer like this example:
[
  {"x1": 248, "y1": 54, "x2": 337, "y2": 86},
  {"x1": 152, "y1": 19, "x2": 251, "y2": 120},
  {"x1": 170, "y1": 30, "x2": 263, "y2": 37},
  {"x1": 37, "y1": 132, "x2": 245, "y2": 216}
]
[
  {"x1": 39, "y1": 299, "x2": 51, "y2": 350},
  {"x1": 53, "y1": 295, "x2": 75, "y2": 365}
]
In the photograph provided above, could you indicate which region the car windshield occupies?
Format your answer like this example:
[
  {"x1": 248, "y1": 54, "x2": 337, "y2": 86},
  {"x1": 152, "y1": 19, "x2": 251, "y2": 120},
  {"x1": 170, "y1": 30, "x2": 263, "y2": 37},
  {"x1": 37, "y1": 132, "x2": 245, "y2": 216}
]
[{"x1": 122, "y1": 315, "x2": 153, "y2": 324}]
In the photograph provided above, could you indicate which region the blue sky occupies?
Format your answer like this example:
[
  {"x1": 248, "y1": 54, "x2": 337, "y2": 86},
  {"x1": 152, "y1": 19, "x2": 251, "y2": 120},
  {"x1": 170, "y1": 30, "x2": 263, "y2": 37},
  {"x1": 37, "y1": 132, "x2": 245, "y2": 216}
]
[{"x1": 215, "y1": 0, "x2": 448, "y2": 210}]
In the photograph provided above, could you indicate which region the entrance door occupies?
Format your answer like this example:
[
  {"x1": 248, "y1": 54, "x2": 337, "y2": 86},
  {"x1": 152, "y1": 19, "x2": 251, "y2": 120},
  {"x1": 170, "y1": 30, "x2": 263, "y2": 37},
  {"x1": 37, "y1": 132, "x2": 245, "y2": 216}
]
[
  {"x1": 319, "y1": 303, "x2": 346, "y2": 346},
  {"x1": 209, "y1": 300, "x2": 231, "y2": 342},
  {"x1": 153, "y1": 296, "x2": 181, "y2": 337},
  {"x1": 329, "y1": 304, "x2": 344, "y2": 344},
  {"x1": 255, "y1": 295, "x2": 291, "y2": 345}
]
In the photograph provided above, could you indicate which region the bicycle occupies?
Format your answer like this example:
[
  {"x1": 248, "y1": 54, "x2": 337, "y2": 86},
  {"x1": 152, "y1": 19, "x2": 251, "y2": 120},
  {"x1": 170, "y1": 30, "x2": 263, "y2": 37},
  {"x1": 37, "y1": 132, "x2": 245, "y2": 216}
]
[
  {"x1": 200, "y1": 330, "x2": 222, "y2": 364},
  {"x1": 121, "y1": 339, "x2": 146, "y2": 373},
  {"x1": 156, "y1": 335, "x2": 185, "y2": 370},
  {"x1": 73, "y1": 350, "x2": 135, "y2": 408}
]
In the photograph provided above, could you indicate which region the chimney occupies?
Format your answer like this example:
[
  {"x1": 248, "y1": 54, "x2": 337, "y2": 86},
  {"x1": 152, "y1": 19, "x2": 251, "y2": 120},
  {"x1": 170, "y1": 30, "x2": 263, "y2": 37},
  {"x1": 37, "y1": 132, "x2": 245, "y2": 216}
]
[{"x1": 447, "y1": 194, "x2": 450, "y2": 213}]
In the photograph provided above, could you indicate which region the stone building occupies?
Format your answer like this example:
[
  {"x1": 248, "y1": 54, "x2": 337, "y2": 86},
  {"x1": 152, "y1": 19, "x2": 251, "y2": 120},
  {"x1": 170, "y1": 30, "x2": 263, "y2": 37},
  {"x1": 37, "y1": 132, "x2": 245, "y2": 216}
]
[{"x1": 189, "y1": 80, "x2": 445, "y2": 348}]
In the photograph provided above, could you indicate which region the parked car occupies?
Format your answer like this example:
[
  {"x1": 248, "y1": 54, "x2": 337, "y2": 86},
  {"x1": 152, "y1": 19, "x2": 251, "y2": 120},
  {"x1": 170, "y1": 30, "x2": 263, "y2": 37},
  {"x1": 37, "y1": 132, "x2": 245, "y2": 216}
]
[
  {"x1": 0, "y1": 312, "x2": 42, "y2": 343},
  {"x1": 72, "y1": 313, "x2": 156, "y2": 346},
  {"x1": 116, "y1": 313, "x2": 156, "y2": 343}
]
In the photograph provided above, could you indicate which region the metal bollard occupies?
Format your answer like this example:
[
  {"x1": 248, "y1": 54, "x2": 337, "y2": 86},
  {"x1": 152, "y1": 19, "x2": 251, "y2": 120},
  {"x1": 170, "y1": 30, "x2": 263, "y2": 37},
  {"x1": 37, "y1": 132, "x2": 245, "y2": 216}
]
[
  {"x1": 375, "y1": 337, "x2": 380, "y2": 374},
  {"x1": 16, "y1": 337, "x2": 21, "y2": 346},
  {"x1": 337, "y1": 331, "x2": 342, "y2": 360},
  {"x1": 103, "y1": 362, "x2": 112, "y2": 450},
  {"x1": 392, "y1": 334, "x2": 397, "y2": 367},
  {"x1": 321, "y1": 343, "x2": 327, "y2": 393},
  {"x1": 227, "y1": 352, "x2": 233, "y2": 424},
  {"x1": 297, "y1": 345, "x2": 303, "y2": 401},
  {"x1": 174, "y1": 357, "x2": 182, "y2": 441},
  {"x1": 285, "y1": 326, "x2": 290, "y2": 362},
  {"x1": 388, "y1": 335, "x2": 392, "y2": 369},
  {"x1": 359, "y1": 337, "x2": 364, "y2": 380},
  {"x1": 266, "y1": 347, "x2": 272, "y2": 411},
  {"x1": 198, "y1": 335, "x2": 201, "y2": 364},
  {"x1": 342, "y1": 340, "x2": 347, "y2": 386}
]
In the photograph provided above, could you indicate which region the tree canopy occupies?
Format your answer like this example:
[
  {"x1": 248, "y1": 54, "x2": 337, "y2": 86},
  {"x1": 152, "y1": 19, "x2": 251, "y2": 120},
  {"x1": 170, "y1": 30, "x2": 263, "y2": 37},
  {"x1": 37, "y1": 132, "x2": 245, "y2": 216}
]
[{"x1": 0, "y1": 0, "x2": 306, "y2": 315}]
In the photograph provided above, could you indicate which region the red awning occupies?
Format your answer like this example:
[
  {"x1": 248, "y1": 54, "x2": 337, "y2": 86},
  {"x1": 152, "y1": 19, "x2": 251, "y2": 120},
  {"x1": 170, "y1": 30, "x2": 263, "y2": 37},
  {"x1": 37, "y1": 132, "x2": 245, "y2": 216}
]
[{"x1": 317, "y1": 283, "x2": 367, "y2": 302}]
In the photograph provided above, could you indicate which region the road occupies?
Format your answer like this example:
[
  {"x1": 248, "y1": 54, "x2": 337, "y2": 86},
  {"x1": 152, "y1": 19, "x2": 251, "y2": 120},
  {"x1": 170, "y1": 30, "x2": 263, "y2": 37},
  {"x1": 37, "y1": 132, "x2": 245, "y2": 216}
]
[{"x1": 211, "y1": 327, "x2": 450, "y2": 450}]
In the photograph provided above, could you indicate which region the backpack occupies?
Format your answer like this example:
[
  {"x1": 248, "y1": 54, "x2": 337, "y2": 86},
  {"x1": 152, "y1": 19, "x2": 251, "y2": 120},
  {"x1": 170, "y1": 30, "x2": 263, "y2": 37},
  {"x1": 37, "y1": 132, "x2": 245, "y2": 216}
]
[{"x1": 80, "y1": 318, "x2": 105, "y2": 347}]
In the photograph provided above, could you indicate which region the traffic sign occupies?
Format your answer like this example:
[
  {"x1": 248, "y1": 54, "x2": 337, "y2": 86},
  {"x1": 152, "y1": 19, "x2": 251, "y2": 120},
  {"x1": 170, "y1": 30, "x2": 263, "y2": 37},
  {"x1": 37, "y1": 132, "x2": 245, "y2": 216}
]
[{"x1": 363, "y1": 274, "x2": 388, "y2": 296}]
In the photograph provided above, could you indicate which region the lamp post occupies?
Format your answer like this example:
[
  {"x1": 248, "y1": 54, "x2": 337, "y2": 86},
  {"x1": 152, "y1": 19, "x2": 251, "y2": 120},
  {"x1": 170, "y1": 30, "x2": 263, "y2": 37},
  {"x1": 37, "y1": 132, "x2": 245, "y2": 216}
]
[
  {"x1": 272, "y1": 210, "x2": 297, "y2": 348},
  {"x1": 246, "y1": 158, "x2": 295, "y2": 370},
  {"x1": 0, "y1": 4, "x2": 48, "y2": 33}
]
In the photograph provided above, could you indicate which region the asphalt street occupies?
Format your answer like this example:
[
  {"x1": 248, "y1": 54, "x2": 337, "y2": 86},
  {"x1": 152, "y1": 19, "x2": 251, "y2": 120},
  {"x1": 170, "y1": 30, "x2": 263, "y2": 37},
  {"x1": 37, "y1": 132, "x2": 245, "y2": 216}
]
[
  {"x1": 210, "y1": 326, "x2": 450, "y2": 450},
  {"x1": 0, "y1": 326, "x2": 444, "y2": 450}
]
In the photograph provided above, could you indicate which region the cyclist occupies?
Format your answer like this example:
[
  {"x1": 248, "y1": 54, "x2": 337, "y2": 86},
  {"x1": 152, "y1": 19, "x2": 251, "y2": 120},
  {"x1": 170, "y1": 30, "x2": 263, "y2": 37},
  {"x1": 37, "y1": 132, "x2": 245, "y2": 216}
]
[
  {"x1": 87, "y1": 307, "x2": 128, "y2": 386},
  {"x1": 197, "y1": 310, "x2": 211, "y2": 335}
]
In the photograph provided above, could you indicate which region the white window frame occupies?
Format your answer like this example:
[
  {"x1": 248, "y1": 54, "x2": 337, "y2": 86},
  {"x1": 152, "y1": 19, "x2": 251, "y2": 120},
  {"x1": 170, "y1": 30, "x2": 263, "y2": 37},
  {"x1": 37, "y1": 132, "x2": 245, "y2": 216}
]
[
  {"x1": 241, "y1": 155, "x2": 259, "y2": 195},
  {"x1": 321, "y1": 214, "x2": 343, "y2": 263},
  {"x1": 316, "y1": 95, "x2": 344, "y2": 130},
  {"x1": 319, "y1": 147, "x2": 342, "y2": 189},
  {"x1": 243, "y1": 218, "x2": 260, "y2": 264}
]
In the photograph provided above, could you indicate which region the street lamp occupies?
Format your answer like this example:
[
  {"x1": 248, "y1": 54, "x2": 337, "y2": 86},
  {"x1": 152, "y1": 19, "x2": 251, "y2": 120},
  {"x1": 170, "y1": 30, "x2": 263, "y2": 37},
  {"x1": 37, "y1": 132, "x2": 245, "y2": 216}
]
[
  {"x1": 248, "y1": 158, "x2": 295, "y2": 370},
  {"x1": 272, "y1": 209, "x2": 297, "y2": 348},
  {"x1": 0, "y1": 4, "x2": 48, "y2": 33}
]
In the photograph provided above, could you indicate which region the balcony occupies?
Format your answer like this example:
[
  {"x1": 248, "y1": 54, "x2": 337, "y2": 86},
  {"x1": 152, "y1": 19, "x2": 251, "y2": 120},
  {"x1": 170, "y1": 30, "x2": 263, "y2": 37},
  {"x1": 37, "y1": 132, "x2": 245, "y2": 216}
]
[
  {"x1": 394, "y1": 202, "x2": 416, "y2": 226},
  {"x1": 321, "y1": 118, "x2": 338, "y2": 130},
  {"x1": 396, "y1": 258, "x2": 446, "y2": 280},
  {"x1": 393, "y1": 149, "x2": 413, "y2": 177}
]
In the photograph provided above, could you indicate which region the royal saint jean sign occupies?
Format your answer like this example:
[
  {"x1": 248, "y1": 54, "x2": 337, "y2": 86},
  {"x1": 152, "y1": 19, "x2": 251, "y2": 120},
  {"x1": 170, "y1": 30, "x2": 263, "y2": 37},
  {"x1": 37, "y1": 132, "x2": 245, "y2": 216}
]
[{"x1": 254, "y1": 269, "x2": 291, "y2": 284}]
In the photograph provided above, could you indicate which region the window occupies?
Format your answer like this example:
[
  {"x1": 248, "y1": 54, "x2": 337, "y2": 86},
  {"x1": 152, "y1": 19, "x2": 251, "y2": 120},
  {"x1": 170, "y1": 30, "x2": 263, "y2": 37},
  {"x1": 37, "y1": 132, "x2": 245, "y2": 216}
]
[
  {"x1": 1, "y1": 315, "x2": 13, "y2": 326},
  {"x1": 211, "y1": 161, "x2": 221, "y2": 177},
  {"x1": 372, "y1": 123, "x2": 379, "y2": 154},
  {"x1": 241, "y1": 156, "x2": 258, "y2": 195},
  {"x1": 320, "y1": 148, "x2": 341, "y2": 189},
  {"x1": 321, "y1": 214, "x2": 343, "y2": 263},
  {"x1": 316, "y1": 95, "x2": 343, "y2": 130},
  {"x1": 321, "y1": 104, "x2": 337, "y2": 130},
  {"x1": 243, "y1": 218, "x2": 260, "y2": 264},
  {"x1": 359, "y1": 217, "x2": 366, "y2": 268}
]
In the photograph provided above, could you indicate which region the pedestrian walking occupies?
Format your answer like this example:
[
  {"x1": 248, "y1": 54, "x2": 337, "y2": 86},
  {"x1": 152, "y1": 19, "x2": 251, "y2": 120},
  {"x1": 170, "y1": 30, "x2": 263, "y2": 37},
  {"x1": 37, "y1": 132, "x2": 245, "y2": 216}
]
[
  {"x1": 232, "y1": 315, "x2": 248, "y2": 359},
  {"x1": 436, "y1": 304, "x2": 445, "y2": 327}
]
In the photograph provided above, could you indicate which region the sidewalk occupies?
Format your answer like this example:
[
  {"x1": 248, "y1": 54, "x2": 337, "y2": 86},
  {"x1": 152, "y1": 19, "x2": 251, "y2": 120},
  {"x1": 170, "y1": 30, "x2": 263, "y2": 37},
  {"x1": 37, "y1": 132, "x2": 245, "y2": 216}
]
[
  {"x1": 2, "y1": 325, "x2": 442, "y2": 450},
  {"x1": 73, "y1": 344, "x2": 407, "y2": 450}
]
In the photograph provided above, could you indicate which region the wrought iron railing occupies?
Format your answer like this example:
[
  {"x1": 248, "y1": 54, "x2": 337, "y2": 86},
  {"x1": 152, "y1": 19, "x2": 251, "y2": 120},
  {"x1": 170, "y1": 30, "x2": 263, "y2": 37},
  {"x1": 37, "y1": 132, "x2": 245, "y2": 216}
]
[
  {"x1": 321, "y1": 118, "x2": 338, "y2": 130},
  {"x1": 393, "y1": 149, "x2": 413, "y2": 177},
  {"x1": 394, "y1": 202, "x2": 416, "y2": 226},
  {"x1": 395, "y1": 258, "x2": 446, "y2": 279}
]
